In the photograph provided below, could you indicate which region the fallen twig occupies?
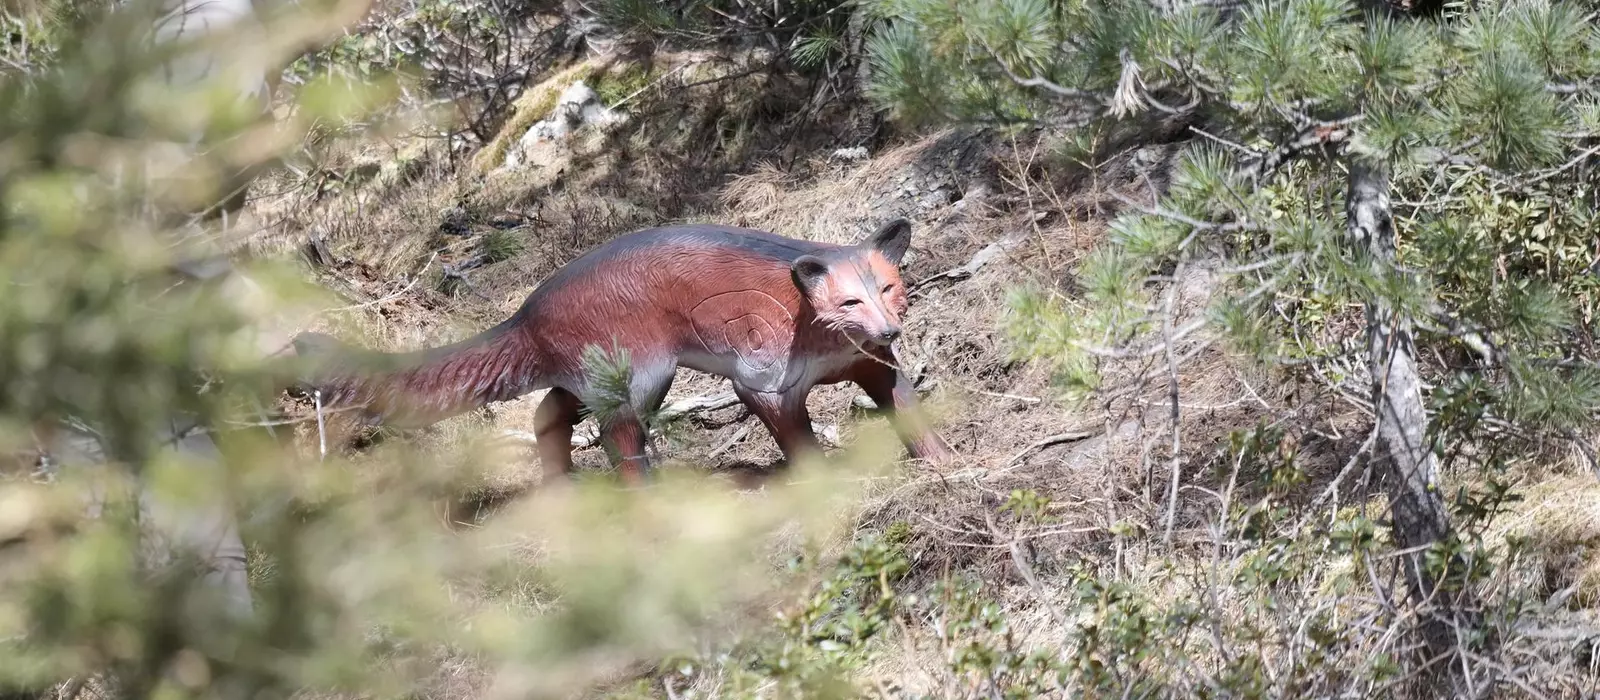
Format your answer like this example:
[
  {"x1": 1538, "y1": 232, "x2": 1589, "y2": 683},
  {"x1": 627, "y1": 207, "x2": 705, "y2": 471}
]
[
  {"x1": 984, "y1": 509, "x2": 1067, "y2": 627},
  {"x1": 1293, "y1": 425, "x2": 1380, "y2": 534},
  {"x1": 315, "y1": 251, "x2": 440, "y2": 316},
  {"x1": 610, "y1": 60, "x2": 699, "y2": 110},
  {"x1": 1005, "y1": 429, "x2": 1101, "y2": 468},
  {"x1": 1161, "y1": 257, "x2": 1186, "y2": 547},
  {"x1": 708, "y1": 422, "x2": 755, "y2": 459},
  {"x1": 57, "y1": 677, "x2": 87, "y2": 700},
  {"x1": 1560, "y1": 427, "x2": 1600, "y2": 479},
  {"x1": 314, "y1": 389, "x2": 327, "y2": 461},
  {"x1": 655, "y1": 391, "x2": 740, "y2": 421}
]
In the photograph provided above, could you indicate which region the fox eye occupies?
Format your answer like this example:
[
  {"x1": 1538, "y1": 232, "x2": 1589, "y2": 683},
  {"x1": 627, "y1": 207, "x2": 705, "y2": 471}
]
[
  {"x1": 840, "y1": 299, "x2": 862, "y2": 308},
  {"x1": 882, "y1": 284, "x2": 896, "y2": 295}
]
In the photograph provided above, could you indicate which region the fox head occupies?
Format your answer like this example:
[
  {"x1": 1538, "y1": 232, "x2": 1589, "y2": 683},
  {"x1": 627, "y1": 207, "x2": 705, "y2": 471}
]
[{"x1": 791, "y1": 218, "x2": 915, "y2": 348}]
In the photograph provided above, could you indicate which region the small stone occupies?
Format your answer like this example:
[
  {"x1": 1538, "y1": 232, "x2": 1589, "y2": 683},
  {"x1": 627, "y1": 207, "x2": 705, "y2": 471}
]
[
  {"x1": 488, "y1": 214, "x2": 524, "y2": 230},
  {"x1": 830, "y1": 146, "x2": 869, "y2": 162},
  {"x1": 438, "y1": 205, "x2": 470, "y2": 235}
]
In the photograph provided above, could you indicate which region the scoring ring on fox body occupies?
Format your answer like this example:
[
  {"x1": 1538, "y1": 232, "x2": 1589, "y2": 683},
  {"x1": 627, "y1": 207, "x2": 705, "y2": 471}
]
[{"x1": 690, "y1": 289, "x2": 796, "y2": 389}]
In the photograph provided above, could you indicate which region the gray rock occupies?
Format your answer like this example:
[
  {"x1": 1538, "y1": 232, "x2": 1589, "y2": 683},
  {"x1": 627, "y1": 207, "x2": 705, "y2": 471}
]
[{"x1": 503, "y1": 81, "x2": 629, "y2": 170}]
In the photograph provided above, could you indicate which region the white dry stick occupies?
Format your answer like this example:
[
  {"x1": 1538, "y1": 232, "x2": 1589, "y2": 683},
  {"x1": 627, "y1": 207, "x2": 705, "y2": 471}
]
[
  {"x1": 501, "y1": 391, "x2": 743, "y2": 450},
  {"x1": 314, "y1": 389, "x2": 327, "y2": 461},
  {"x1": 610, "y1": 60, "x2": 697, "y2": 110},
  {"x1": 1293, "y1": 426, "x2": 1380, "y2": 535},
  {"x1": 1161, "y1": 261, "x2": 1186, "y2": 546},
  {"x1": 912, "y1": 228, "x2": 1029, "y2": 290},
  {"x1": 654, "y1": 391, "x2": 740, "y2": 421},
  {"x1": 57, "y1": 677, "x2": 87, "y2": 700},
  {"x1": 1003, "y1": 430, "x2": 1100, "y2": 469}
]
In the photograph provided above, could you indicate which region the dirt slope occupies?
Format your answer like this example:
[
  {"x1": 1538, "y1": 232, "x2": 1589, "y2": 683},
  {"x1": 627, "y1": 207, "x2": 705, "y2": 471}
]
[{"x1": 242, "y1": 48, "x2": 1600, "y2": 697}]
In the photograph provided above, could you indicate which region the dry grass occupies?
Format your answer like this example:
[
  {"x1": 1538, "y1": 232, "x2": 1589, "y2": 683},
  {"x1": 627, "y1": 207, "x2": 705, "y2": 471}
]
[{"x1": 1491, "y1": 475, "x2": 1600, "y2": 608}]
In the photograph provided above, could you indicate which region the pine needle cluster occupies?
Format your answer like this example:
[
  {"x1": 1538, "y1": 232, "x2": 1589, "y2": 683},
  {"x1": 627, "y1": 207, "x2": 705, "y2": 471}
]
[{"x1": 870, "y1": 0, "x2": 1600, "y2": 477}]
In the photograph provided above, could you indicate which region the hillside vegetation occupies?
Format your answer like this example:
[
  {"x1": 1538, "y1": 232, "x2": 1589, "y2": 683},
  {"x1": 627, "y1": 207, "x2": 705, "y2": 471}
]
[{"x1": 5, "y1": 0, "x2": 1600, "y2": 699}]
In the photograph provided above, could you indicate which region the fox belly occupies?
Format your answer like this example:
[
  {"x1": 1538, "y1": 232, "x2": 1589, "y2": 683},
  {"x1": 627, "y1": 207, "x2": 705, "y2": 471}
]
[{"x1": 544, "y1": 289, "x2": 856, "y2": 403}]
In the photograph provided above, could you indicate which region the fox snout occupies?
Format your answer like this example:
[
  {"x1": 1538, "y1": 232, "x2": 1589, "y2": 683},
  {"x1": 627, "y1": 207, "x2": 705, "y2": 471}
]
[
  {"x1": 824, "y1": 307, "x2": 902, "y2": 347},
  {"x1": 802, "y1": 294, "x2": 905, "y2": 348}
]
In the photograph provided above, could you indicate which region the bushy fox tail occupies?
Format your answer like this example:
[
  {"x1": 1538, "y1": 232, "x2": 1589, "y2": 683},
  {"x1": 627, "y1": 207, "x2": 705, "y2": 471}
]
[{"x1": 290, "y1": 316, "x2": 541, "y2": 429}]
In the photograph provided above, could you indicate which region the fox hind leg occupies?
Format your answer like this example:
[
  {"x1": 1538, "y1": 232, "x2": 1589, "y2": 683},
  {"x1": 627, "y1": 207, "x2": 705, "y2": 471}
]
[{"x1": 534, "y1": 388, "x2": 583, "y2": 483}]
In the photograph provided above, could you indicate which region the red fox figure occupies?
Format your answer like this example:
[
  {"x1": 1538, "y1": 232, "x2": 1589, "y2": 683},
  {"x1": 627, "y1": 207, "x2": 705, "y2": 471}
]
[{"x1": 292, "y1": 218, "x2": 957, "y2": 483}]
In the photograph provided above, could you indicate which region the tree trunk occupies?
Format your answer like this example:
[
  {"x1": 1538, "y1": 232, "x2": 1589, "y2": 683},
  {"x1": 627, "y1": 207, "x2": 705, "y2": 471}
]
[
  {"x1": 840, "y1": 7, "x2": 885, "y2": 148},
  {"x1": 1345, "y1": 159, "x2": 1471, "y2": 661}
]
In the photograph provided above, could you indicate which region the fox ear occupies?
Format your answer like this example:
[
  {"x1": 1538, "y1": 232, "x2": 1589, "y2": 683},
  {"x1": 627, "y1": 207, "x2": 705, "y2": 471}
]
[
  {"x1": 791, "y1": 255, "x2": 830, "y2": 297},
  {"x1": 862, "y1": 218, "x2": 912, "y2": 265}
]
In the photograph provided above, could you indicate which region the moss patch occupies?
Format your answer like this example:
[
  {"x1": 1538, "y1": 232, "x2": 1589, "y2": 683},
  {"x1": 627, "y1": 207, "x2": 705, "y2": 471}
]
[{"x1": 593, "y1": 63, "x2": 659, "y2": 106}]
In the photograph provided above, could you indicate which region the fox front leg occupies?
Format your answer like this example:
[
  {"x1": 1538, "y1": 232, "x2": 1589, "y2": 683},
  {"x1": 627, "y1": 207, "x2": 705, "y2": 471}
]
[
  {"x1": 733, "y1": 384, "x2": 824, "y2": 465},
  {"x1": 847, "y1": 354, "x2": 957, "y2": 464}
]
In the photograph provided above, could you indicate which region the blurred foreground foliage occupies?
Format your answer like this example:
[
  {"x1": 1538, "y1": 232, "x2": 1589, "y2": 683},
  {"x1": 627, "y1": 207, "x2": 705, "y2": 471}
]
[{"x1": 0, "y1": 2, "x2": 919, "y2": 700}]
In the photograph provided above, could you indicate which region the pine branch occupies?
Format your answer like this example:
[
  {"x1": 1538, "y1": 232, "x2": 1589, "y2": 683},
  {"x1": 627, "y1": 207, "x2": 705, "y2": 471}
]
[
  {"x1": 1188, "y1": 126, "x2": 1259, "y2": 157},
  {"x1": 1104, "y1": 189, "x2": 1260, "y2": 235},
  {"x1": 1416, "y1": 303, "x2": 1498, "y2": 367},
  {"x1": 1248, "y1": 115, "x2": 1362, "y2": 183},
  {"x1": 1347, "y1": 157, "x2": 1476, "y2": 661},
  {"x1": 578, "y1": 341, "x2": 635, "y2": 426},
  {"x1": 978, "y1": 40, "x2": 1105, "y2": 114},
  {"x1": 1525, "y1": 141, "x2": 1600, "y2": 185}
]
